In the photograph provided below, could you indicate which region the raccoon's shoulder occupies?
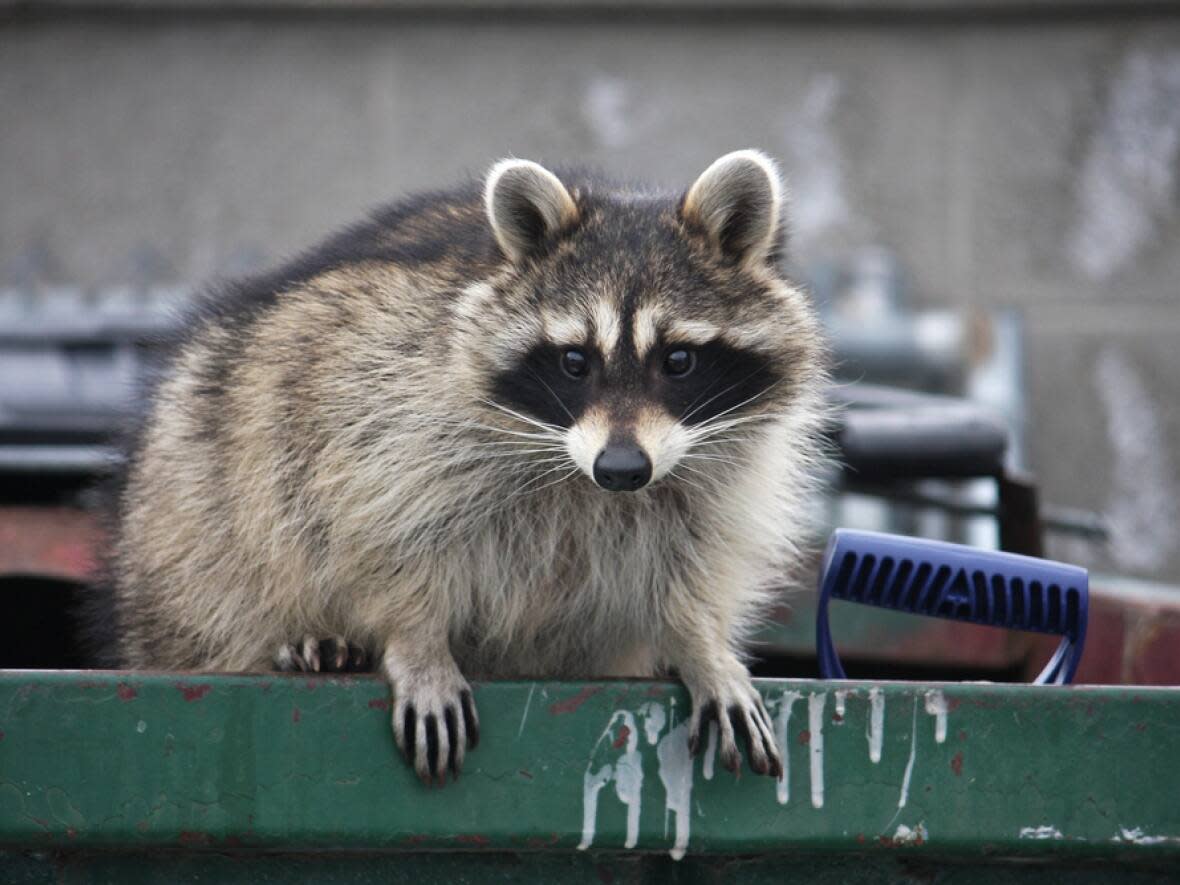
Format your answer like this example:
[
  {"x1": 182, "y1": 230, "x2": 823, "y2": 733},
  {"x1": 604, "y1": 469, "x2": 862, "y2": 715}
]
[{"x1": 99, "y1": 179, "x2": 497, "y2": 511}]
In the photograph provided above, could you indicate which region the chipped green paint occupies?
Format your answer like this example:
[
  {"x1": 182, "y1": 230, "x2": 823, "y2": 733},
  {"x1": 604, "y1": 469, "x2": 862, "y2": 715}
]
[{"x1": 0, "y1": 673, "x2": 1178, "y2": 869}]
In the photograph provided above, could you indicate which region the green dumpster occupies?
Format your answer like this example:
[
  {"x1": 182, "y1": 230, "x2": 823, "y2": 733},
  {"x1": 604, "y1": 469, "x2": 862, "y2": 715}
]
[{"x1": 1, "y1": 672, "x2": 1177, "y2": 882}]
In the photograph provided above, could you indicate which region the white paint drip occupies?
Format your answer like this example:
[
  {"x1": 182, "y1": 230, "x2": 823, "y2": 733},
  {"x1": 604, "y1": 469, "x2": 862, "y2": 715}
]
[
  {"x1": 808, "y1": 693, "x2": 827, "y2": 808},
  {"x1": 1020, "y1": 825, "x2": 1064, "y2": 840},
  {"x1": 868, "y1": 687, "x2": 885, "y2": 764},
  {"x1": 923, "y1": 690, "x2": 948, "y2": 744},
  {"x1": 638, "y1": 702, "x2": 666, "y2": 746},
  {"x1": 516, "y1": 683, "x2": 536, "y2": 739},
  {"x1": 702, "y1": 720, "x2": 718, "y2": 781},
  {"x1": 1095, "y1": 347, "x2": 1180, "y2": 572},
  {"x1": 578, "y1": 764, "x2": 613, "y2": 852},
  {"x1": 893, "y1": 822, "x2": 928, "y2": 845},
  {"x1": 1112, "y1": 826, "x2": 1180, "y2": 845},
  {"x1": 898, "y1": 700, "x2": 919, "y2": 809},
  {"x1": 834, "y1": 690, "x2": 847, "y2": 722},
  {"x1": 613, "y1": 715, "x2": 643, "y2": 849},
  {"x1": 577, "y1": 710, "x2": 643, "y2": 851},
  {"x1": 656, "y1": 720, "x2": 694, "y2": 861},
  {"x1": 773, "y1": 690, "x2": 803, "y2": 805}
]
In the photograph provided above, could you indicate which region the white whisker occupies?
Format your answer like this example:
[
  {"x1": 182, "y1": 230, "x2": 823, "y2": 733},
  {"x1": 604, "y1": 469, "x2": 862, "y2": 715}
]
[
  {"x1": 523, "y1": 369, "x2": 576, "y2": 424},
  {"x1": 515, "y1": 465, "x2": 581, "y2": 497},
  {"x1": 681, "y1": 368, "x2": 772, "y2": 424},
  {"x1": 668, "y1": 468, "x2": 708, "y2": 493},
  {"x1": 478, "y1": 399, "x2": 567, "y2": 435}
]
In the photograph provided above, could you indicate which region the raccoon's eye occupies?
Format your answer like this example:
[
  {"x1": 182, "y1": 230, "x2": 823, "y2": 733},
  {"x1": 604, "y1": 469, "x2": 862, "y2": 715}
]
[
  {"x1": 663, "y1": 348, "x2": 696, "y2": 377},
  {"x1": 561, "y1": 348, "x2": 589, "y2": 379}
]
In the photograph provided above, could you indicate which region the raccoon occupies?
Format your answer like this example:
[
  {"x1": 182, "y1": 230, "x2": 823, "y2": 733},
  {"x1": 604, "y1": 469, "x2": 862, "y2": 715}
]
[{"x1": 100, "y1": 150, "x2": 828, "y2": 786}]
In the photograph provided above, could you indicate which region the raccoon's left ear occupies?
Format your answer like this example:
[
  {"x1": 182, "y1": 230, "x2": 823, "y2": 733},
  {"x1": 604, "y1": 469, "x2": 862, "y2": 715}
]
[
  {"x1": 682, "y1": 150, "x2": 785, "y2": 266},
  {"x1": 485, "y1": 159, "x2": 579, "y2": 262}
]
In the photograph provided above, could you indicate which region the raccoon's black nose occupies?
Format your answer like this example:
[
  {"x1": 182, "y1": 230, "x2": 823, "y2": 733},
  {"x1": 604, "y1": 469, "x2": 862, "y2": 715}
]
[{"x1": 593, "y1": 445, "x2": 652, "y2": 492}]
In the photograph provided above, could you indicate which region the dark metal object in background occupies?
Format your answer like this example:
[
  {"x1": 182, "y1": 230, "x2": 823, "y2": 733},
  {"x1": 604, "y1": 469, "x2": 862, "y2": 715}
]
[
  {"x1": 831, "y1": 384, "x2": 1008, "y2": 481},
  {"x1": 998, "y1": 470, "x2": 1044, "y2": 558},
  {"x1": 0, "y1": 287, "x2": 181, "y2": 482}
]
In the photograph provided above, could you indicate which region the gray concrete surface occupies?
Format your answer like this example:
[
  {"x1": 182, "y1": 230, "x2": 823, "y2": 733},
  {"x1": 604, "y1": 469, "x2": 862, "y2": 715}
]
[{"x1": 2, "y1": 9, "x2": 1178, "y2": 581}]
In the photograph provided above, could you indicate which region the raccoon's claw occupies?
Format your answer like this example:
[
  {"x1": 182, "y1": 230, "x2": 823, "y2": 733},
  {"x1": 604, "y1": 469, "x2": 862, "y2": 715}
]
[
  {"x1": 687, "y1": 682, "x2": 782, "y2": 779},
  {"x1": 389, "y1": 677, "x2": 479, "y2": 787},
  {"x1": 275, "y1": 636, "x2": 371, "y2": 673}
]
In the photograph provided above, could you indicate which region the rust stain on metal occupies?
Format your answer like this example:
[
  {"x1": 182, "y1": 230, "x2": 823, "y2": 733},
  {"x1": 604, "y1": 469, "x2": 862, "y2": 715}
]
[
  {"x1": 175, "y1": 682, "x2": 212, "y2": 702},
  {"x1": 612, "y1": 724, "x2": 631, "y2": 749},
  {"x1": 367, "y1": 697, "x2": 390, "y2": 710},
  {"x1": 798, "y1": 729, "x2": 811, "y2": 745},
  {"x1": 455, "y1": 834, "x2": 491, "y2": 847},
  {"x1": 879, "y1": 831, "x2": 925, "y2": 848},
  {"x1": 951, "y1": 752, "x2": 964, "y2": 776},
  {"x1": 292, "y1": 706, "x2": 301, "y2": 723},
  {"x1": 548, "y1": 685, "x2": 602, "y2": 715},
  {"x1": 117, "y1": 683, "x2": 137, "y2": 702},
  {"x1": 178, "y1": 830, "x2": 212, "y2": 846}
]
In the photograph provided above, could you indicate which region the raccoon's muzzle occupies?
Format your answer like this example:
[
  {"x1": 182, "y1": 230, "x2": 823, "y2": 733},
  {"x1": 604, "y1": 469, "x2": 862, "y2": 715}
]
[{"x1": 592, "y1": 443, "x2": 652, "y2": 492}]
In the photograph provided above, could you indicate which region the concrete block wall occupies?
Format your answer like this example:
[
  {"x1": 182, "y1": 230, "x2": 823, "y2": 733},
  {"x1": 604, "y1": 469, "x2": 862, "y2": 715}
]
[{"x1": 2, "y1": 5, "x2": 1178, "y2": 582}]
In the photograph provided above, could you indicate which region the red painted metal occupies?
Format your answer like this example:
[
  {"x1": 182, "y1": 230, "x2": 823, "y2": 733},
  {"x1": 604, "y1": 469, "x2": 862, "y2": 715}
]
[{"x1": 0, "y1": 506, "x2": 103, "y2": 582}]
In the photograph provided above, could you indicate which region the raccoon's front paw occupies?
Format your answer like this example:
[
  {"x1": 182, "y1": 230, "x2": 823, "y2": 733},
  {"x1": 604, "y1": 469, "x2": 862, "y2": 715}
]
[
  {"x1": 386, "y1": 664, "x2": 480, "y2": 787},
  {"x1": 686, "y1": 673, "x2": 782, "y2": 779},
  {"x1": 275, "y1": 636, "x2": 371, "y2": 673}
]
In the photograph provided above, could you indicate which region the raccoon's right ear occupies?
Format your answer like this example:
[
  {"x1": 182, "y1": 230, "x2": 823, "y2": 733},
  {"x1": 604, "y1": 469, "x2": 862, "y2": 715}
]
[
  {"x1": 682, "y1": 149, "x2": 785, "y2": 267},
  {"x1": 485, "y1": 159, "x2": 579, "y2": 262}
]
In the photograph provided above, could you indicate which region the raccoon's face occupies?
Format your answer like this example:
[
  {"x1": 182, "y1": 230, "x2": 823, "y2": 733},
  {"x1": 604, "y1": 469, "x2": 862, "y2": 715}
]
[{"x1": 464, "y1": 151, "x2": 821, "y2": 495}]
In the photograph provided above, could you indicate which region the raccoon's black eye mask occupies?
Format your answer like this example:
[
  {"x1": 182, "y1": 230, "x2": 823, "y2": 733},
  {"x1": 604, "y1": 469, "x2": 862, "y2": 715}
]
[
  {"x1": 658, "y1": 339, "x2": 780, "y2": 426},
  {"x1": 491, "y1": 334, "x2": 781, "y2": 431}
]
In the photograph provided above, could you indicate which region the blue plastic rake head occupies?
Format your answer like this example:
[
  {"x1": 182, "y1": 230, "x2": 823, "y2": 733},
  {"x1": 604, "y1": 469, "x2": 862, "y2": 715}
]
[{"x1": 816, "y1": 529, "x2": 1089, "y2": 685}]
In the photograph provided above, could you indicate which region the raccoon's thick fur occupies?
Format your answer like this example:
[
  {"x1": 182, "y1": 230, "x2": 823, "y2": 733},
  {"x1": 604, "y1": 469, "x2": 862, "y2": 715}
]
[{"x1": 101, "y1": 150, "x2": 828, "y2": 785}]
